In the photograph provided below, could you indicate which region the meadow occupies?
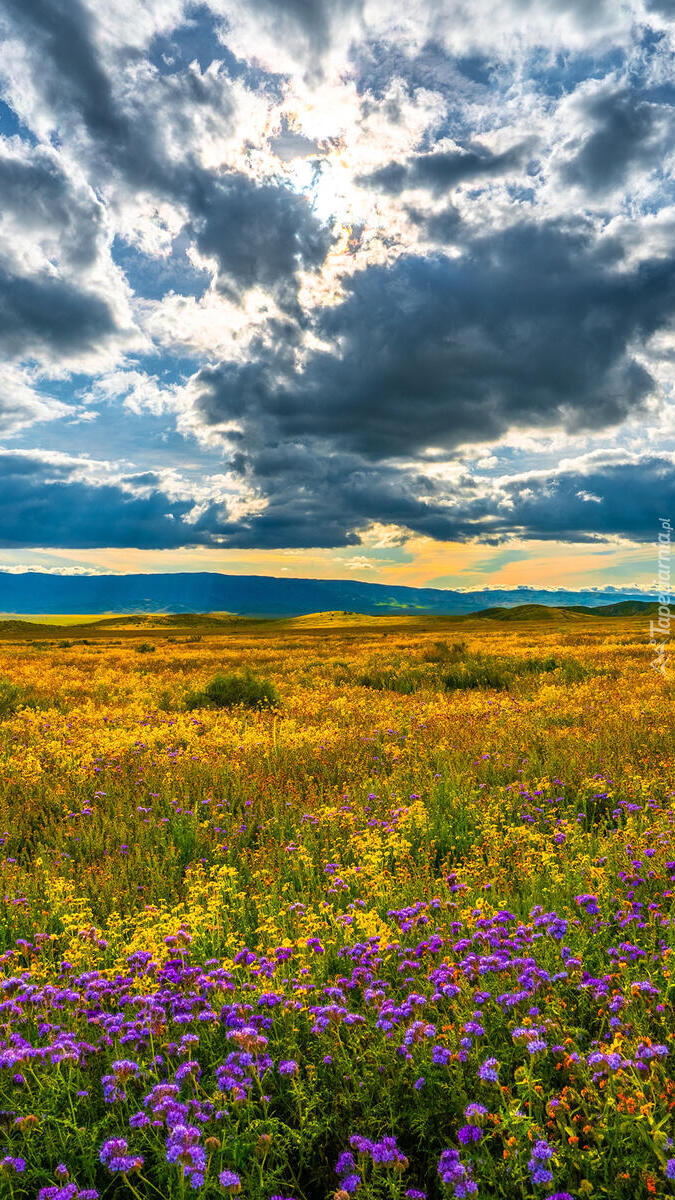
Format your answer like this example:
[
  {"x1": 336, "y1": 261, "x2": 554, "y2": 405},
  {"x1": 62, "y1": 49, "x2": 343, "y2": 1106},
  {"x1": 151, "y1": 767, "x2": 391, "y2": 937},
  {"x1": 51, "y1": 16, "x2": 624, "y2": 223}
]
[{"x1": 0, "y1": 612, "x2": 672, "y2": 1200}]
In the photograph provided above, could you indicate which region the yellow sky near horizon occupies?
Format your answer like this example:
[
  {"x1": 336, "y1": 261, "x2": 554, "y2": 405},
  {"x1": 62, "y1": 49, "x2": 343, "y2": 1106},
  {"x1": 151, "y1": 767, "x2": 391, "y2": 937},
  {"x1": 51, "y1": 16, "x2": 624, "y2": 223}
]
[{"x1": 2, "y1": 535, "x2": 660, "y2": 592}]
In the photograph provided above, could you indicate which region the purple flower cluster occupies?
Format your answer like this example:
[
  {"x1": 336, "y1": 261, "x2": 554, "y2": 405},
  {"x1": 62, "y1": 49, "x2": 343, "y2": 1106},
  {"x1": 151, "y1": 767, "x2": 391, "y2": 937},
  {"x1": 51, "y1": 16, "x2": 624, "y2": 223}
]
[
  {"x1": 99, "y1": 1138, "x2": 143, "y2": 1175},
  {"x1": 575, "y1": 893, "x2": 600, "y2": 916},
  {"x1": 438, "y1": 1148, "x2": 477, "y2": 1197},
  {"x1": 335, "y1": 1150, "x2": 360, "y2": 1194},
  {"x1": 166, "y1": 1123, "x2": 207, "y2": 1189},
  {"x1": 458, "y1": 1103, "x2": 488, "y2": 1145},
  {"x1": 478, "y1": 1056, "x2": 499, "y2": 1082},
  {"x1": 38, "y1": 1189, "x2": 99, "y2": 1200},
  {"x1": 350, "y1": 1133, "x2": 407, "y2": 1167},
  {"x1": 0, "y1": 809, "x2": 672, "y2": 1200},
  {"x1": 0, "y1": 1156, "x2": 26, "y2": 1174},
  {"x1": 219, "y1": 1168, "x2": 242, "y2": 1193},
  {"x1": 528, "y1": 1140, "x2": 554, "y2": 1187}
]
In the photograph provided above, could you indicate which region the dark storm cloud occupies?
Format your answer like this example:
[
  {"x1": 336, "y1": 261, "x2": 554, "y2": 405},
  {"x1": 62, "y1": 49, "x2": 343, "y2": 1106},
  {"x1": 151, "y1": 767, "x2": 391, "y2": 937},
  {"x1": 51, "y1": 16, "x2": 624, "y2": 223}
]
[
  {"x1": 1, "y1": 0, "x2": 332, "y2": 305},
  {"x1": 218, "y1": 445, "x2": 482, "y2": 548},
  {"x1": 491, "y1": 457, "x2": 675, "y2": 542},
  {"x1": 217, "y1": 454, "x2": 675, "y2": 550},
  {"x1": 0, "y1": 448, "x2": 474, "y2": 551},
  {"x1": 186, "y1": 173, "x2": 332, "y2": 302},
  {"x1": 1, "y1": 0, "x2": 128, "y2": 152},
  {"x1": 0, "y1": 454, "x2": 216, "y2": 549},
  {"x1": 192, "y1": 220, "x2": 674, "y2": 461},
  {"x1": 1, "y1": 0, "x2": 673, "y2": 557},
  {"x1": 359, "y1": 143, "x2": 531, "y2": 196},
  {"x1": 405, "y1": 202, "x2": 462, "y2": 242},
  {"x1": 1, "y1": 445, "x2": 672, "y2": 553},
  {"x1": 0, "y1": 145, "x2": 103, "y2": 267},
  {"x1": 0, "y1": 264, "x2": 118, "y2": 358},
  {"x1": 560, "y1": 86, "x2": 674, "y2": 194}
]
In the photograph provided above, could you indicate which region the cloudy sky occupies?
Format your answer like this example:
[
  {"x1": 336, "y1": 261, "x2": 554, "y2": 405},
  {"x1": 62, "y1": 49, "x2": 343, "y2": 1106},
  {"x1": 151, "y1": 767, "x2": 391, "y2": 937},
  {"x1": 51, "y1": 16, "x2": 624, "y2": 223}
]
[{"x1": 0, "y1": 0, "x2": 673, "y2": 589}]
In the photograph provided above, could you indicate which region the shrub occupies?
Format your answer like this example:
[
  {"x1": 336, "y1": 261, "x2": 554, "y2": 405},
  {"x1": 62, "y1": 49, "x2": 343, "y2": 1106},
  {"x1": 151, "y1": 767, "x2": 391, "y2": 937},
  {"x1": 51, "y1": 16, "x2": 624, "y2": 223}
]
[
  {"x1": 184, "y1": 669, "x2": 279, "y2": 710},
  {"x1": 558, "y1": 658, "x2": 590, "y2": 684},
  {"x1": 442, "y1": 654, "x2": 558, "y2": 691},
  {"x1": 135, "y1": 642, "x2": 156, "y2": 653},
  {"x1": 512, "y1": 654, "x2": 558, "y2": 674},
  {"x1": 0, "y1": 677, "x2": 39, "y2": 718},
  {"x1": 357, "y1": 667, "x2": 428, "y2": 694},
  {"x1": 357, "y1": 651, "x2": 560, "y2": 694},
  {"x1": 422, "y1": 639, "x2": 467, "y2": 663},
  {"x1": 442, "y1": 661, "x2": 513, "y2": 691}
]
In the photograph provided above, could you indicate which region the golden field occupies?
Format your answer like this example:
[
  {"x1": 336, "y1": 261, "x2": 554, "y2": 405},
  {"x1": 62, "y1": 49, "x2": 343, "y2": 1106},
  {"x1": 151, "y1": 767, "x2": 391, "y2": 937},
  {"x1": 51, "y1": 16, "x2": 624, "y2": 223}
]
[{"x1": 0, "y1": 613, "x2": 672, "y2": 1200}]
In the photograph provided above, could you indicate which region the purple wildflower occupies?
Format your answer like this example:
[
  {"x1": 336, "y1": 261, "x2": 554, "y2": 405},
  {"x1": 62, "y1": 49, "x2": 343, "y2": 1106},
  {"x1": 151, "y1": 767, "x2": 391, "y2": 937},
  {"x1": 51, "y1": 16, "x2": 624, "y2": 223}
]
[
  {"x1": 432, "y1": 1045, "x2": 452, "y2": 1065},
  {"x1": 340, "y1": 1176, "x2": 361, "y2": 1194},
  {"x1": 0, "y1": 1156, "x2": 25, "y2": 1173},
  {"x1": 166, "y1": 1123, "x2": 206, "y2": 1188},
  {"x1": 219, "y1": 1168, "x2": 242, "y2": 1192},
  {"x1": 438, "y1": 1148, "x2": 477, "y2": 1197},
  {"x1": 99, "y1": 1138, "x2": 143, "y2": 1174},
  {"x1": 478, "y1": 1057, "x2": 499, "y2": 1082},
  {"x1": 457, "y1": 1125, "x2": 482, "y2": 1145},
  {"x1": 528, "y1": 1140, "x2": 554, "y2": 1187},
  {"x1": 464, "y1": 1103, "x2": 487, "y2": 1123},
  {"x1": 336, "y1": 1151, "x2": 356, "y2": 1176}
]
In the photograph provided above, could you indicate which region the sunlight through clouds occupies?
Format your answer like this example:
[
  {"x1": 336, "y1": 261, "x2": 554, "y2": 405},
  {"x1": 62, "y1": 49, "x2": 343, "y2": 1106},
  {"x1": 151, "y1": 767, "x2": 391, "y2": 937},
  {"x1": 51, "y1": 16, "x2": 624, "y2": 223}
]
[{"x1": 0, "y1": 0, "x2": 673, "y2": 586}]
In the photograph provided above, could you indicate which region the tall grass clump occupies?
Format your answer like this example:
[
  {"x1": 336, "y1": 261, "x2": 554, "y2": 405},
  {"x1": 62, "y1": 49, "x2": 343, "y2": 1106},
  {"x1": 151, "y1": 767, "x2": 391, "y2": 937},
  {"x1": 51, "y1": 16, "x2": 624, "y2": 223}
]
[
  {"x1": 421, "y1": 639, "x2": 468, "y2": 663},
  {"x1": 184, "y1": 668, "x2": 279, "y2": 710},
  {"x1": 443, "y1": 652, "x2": 558, "y2": 690},
  {"x1": 356, "y1": 665, "x2": 429, "y2": 693},
  {"x1": 0, "y1": 676, "x2": 39, "y2": 717}
]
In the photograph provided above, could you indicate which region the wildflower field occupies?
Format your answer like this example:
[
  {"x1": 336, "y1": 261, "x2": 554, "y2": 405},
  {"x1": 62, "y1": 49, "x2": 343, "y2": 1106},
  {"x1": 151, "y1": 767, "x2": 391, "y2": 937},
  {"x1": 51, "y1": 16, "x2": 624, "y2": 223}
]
[{"x1": 0, "y1": 612, "x2": 673, "y2": 1200}]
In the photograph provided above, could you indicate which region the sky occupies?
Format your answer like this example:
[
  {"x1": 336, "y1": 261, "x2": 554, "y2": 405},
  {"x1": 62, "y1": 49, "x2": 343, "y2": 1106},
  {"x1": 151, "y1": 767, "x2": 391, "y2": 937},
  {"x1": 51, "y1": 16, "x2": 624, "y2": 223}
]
[{"x1": 0, "y1": 0, "x2": 673, "y2": 591}]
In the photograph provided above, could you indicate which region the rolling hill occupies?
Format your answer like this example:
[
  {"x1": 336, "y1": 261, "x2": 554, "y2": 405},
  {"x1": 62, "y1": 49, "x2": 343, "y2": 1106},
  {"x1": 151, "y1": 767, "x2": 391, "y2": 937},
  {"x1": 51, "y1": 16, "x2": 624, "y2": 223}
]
[{"x1": 471, "y1": 600, "x2": 660, "y2": 620}]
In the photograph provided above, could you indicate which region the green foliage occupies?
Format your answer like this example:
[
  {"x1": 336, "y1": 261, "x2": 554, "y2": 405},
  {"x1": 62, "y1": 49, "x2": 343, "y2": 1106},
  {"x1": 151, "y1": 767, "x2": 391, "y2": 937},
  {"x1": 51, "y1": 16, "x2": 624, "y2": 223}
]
[
  {"x1": 0, "y1": 677, "x2": 39, "y2": 718},
  {"x1": 442, "y1": 659, "x2": 514, "y2": 690},
  {"x1": 356, "y1": 665, "x2": 429, "y2": 693},
  {"x1": 184, "y1": 669, "x2": 280, "y2": 710},
  {"x1": 442, "y1": 652, "x2": 559, "y2": 691},
  {"x1": 421, "y1": 639, "x2": 467, "y2": 663},
  {"x1": 356, "y1": 650, "x2": 560, "y2": 693},
  {"x1": 135, "y1": 642, "x2": 156, "y2": 653},
  {"x1": 558, "y1": 657, "x2": 590, "y2": 684}
]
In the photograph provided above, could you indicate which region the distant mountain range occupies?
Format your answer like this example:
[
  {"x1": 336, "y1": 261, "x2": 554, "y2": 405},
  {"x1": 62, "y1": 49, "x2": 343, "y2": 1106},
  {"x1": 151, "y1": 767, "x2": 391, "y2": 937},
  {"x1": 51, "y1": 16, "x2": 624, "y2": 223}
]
[{"x1": 0, "y1": 571, "x2": 656, "y2": 617}]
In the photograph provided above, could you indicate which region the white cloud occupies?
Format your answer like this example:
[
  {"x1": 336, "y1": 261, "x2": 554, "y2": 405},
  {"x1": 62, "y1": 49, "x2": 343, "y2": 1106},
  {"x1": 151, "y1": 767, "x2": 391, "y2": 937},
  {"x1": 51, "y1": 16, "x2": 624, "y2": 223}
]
[{"x1": 0, "y1": 365, "x2": 72, "y2": 435}]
